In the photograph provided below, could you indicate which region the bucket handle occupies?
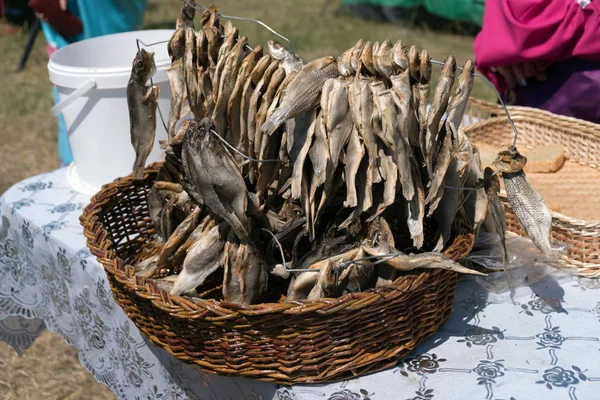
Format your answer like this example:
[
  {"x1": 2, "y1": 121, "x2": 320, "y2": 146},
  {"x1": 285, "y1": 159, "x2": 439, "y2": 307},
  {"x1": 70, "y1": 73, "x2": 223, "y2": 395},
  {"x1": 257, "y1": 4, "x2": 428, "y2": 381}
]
[{"x1": 50, "y1": 79, "x2": 97, "y2": 116}]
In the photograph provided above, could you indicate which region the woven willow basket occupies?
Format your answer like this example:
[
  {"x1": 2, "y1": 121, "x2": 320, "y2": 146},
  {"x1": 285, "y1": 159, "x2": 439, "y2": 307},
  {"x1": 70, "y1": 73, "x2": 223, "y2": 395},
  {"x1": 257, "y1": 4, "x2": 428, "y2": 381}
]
[
  {"x1": 80, "y1": 163, "x2": 475, "y2": 384},
  {"x1": 463, "y1": 98, "x2": 600, "y2": 278}
]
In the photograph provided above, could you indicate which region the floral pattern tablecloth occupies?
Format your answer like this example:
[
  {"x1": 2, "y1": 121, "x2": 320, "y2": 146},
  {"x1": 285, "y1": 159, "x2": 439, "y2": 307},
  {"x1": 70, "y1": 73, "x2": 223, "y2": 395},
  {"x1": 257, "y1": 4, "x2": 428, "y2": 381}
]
[{"x1": 1, "y1": 167, "x2": 600, "y2": 400}]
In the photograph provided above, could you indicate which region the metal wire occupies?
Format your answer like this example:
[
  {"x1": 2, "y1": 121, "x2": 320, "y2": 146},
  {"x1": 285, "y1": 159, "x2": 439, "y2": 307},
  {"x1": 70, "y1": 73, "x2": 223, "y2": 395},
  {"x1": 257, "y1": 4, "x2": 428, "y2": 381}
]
[
  {"x1": 430, "y1": 59, "x2": 520, "y2": 148},
  {"x1": 180, "y1": 0, "x2": 295, "y2": 53},
  {"x1": 261, "y1": 228, "x2": 319, "y2": 273},
  {"x1": 209, "y1": 129, "x2": 289, "y2": 165}
]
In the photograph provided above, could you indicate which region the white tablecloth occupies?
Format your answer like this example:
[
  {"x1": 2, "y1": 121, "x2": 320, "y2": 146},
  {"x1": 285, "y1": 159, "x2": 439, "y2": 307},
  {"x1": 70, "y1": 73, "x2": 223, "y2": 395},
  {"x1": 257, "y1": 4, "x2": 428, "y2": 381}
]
[{"x1": 1, "y1": 167, "x2": 600, "y2": 400}]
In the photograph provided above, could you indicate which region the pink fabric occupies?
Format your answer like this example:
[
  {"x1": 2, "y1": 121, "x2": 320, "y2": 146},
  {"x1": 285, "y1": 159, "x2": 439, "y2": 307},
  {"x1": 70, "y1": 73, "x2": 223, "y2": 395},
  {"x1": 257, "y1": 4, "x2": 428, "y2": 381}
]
[
  {"x1": 473, "y1": 0, "x2": 600, "y2": 91},
  {"x1": 46, "y1": 43, "x2": 58, "y2": 58}
]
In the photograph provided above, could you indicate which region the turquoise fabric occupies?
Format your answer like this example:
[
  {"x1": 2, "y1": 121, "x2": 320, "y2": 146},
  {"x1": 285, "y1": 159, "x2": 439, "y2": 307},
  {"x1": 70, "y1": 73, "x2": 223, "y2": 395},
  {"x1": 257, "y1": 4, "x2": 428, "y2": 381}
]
[
  {"x1": 41, "y1": 0, "x2": 148, "y2": 166},
  {"x1": 342, "y1": 0, "x2": 484, "y2": 26}
]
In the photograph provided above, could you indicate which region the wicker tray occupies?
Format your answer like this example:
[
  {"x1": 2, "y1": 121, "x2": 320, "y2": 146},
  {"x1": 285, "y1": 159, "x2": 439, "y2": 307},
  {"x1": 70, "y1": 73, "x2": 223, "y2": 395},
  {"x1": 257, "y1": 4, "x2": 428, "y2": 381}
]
[
  {"x1": 80, "y1": 163, "x2": 475, "y2": 384},
  {"x1": 463, "y1": 98, "x2": 600, "y2": 278}
]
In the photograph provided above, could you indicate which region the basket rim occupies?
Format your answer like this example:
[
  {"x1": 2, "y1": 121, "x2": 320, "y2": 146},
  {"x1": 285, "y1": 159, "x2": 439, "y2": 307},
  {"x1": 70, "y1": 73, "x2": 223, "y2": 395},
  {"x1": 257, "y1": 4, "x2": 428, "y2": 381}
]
[
  {"x1": 468, "y1": 97, "x2": 600, "y2": 139},
  {"x1": 465, "y1": 98, "x2": 600, "y2": 225},
  {"x1": 80, "y1": 162, "x2": 475, "y2": 318}
]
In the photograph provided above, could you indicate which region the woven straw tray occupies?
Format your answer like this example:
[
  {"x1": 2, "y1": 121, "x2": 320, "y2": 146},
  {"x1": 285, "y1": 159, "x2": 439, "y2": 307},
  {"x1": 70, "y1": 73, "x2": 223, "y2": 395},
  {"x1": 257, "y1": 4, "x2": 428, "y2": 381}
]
[
  {"x1": 463, "y1": 98, "x2": 600, "y2": 278},
  {"x1": 80, "y1": 163, "x2": 475, "y2": 384}
]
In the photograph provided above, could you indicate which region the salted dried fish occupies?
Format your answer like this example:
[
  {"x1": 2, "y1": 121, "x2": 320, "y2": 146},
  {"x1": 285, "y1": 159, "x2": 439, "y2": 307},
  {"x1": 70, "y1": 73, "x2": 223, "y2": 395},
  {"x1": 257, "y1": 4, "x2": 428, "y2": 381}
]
[
  {"x1": 326, "y1": 79, "x2": 352, "y2": 168},
  {"x1": 446, "y1": 60, "x2": 474, "y2": 153},
  {"x1": 425, "y1": 55, "x2": 456, "y2": 176},
  {"x1": 212, "y1": 23, "x2": 239, "y2": 96},
  {"x1": 343, "y1": 125, "x2": 364, "y2": 208},
  {"x1": 256, "y1": 67, "x2": 287, "y2": 196},
  {"x1": 338, "y1": 39, "x2": 362, "y2": 76},
  {"x1": 291, "y1": 113, "x2": 316, "y2": 199},
  {"x1": 378, "y1": 88, "x2": 415, "y2": 202},
  {"x1": 349, "y1": 75, "x2": 379, "y2": 203},
  {"x1": 261, "y1": 56, "x2": 339, "y2": 137},
  {"x1": 184, "y1": 28, "x2": 204, "y2": 118},
  {"x1": 373, "y1": 39, "x2": 395, "y2": 82},
  {"x1": 432, "y1": 158, "x2": 460, "y2": 251},
  {"x1": 360, "y1": 41, "x2": 376, "y2": 75},
  {"x1": 286, "y1": 269, "x2": 319, "y2": 301},
  {"x1": 153, "y1": 275, "x2": 197, "y2": 297},
  {"x1": 157, "y1": 207, "x2": 200, "y2": 266},
  {"x1": 463, "y1": 146, "x2": 487, "y2": 237},
  {"x1": 350, "y1": 39, "x2": 366, "y2": 74},
  {"x1": 391, "y1": 40, "x2": 408, "y2": 71},
  {"x1": 256, "y1": 66, "x2": 286, "y2": 158},
  {"x1": 181, "y1": 119, "x2": 253, "y2": 244},
  {"x1": 406, "y1": 159, "x2": 425, "y2": 248},
  {"x1": 171, "y1": 222, "x2": 229, "y2": 296},
  {"x1": 417, "y1": 49, "x2": 431, "y2": 158},
  {"x1": 483, "y1": 167, "x2": 507, "y2": 264},
  {"x1": 212, "y1": 36, "x2": 247, "y2": 134},
  {"x1": 222, "y1": 234, "x2": 268, "y2": 305},
  {"x1": 307, "y1": 247, "x2": 364, "y2": 299},
  {"x1": 165, "y1": 60, "x2": 185, "y2": 140},
  {"x1": 227, "y1": 45, "x2": 263, "y2": 149},
  {"x1": 363, "y1": 246, "x2": 484, "y2": 275},
  {"x1": 425, "y1": 126, "x2": 452, "y2": 215},
  {"x1": 239, "y1": 54, "x2": 271, "y2": 154},
  {"x1": 248, "y1": 60, "x2": 279, "y2": 172},
  {"x1": 493, "y1": 148, "x2": 556, "y2": 259},
  {"x1": 127, "y1": 49, "x2": 158, "y2": 180},
  {"x1": 204, "y1": 26, "x2": 221, "y2": 68},
  {"x1": 135, "y1": 254, "x2": 160, "y2": 278},
  {"x1": 268, "y1": 40, "x2": 305, "y2": 73}
]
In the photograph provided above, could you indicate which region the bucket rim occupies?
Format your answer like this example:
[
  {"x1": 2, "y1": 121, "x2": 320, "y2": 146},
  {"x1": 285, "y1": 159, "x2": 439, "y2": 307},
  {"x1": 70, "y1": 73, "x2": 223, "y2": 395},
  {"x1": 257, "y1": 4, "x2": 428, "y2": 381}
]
[{"x1": 48, "y1": 29, "x2": 173, "y2": 87}]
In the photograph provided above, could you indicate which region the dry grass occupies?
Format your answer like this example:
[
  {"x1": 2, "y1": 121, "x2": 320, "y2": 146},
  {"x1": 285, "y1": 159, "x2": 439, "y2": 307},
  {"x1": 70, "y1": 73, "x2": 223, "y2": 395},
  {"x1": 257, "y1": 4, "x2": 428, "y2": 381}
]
[
  {"x1": 0, "y1": 330, "x2": 114, "y2": 400},
  {"x1": 0, "y1": 0, "x2": 492, "y2": 398}
]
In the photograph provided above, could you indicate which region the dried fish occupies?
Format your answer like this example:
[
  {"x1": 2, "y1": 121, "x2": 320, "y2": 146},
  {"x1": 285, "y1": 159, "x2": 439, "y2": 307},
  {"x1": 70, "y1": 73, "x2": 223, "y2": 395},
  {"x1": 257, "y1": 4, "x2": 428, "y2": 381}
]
[
  {"x1": 425, "y1": 55, "x2": 456, "y2": 176},
  {"x1": 493, "y1": 148, "x2": 556, "y2": 259},
  {"x1": 261, "y1": 56, "x2": 339, "y2": 137},
  {"x1": 483, "y1": 167, "x2": 507, "y2": 264},
  {"x1": 212, "y1": 36, "x2": 247, "y2": 134},
  {"x1": 227, "y1": 45, "x2": 263, "y2": 149},
  {"x1": 222, "y1": 233, "x2": 268, "y2": 305},
  {"x1": 127, "y1": 49, "x2": 159, "y2": 180},
  {"x1": 171, "y1": 222, "x2": 229, "y2": 296},
  {"x1": 268, "y1": 40, "x2": 305, "y2": 73},
  {"x1": 181, "y1": 119, "x2": 253, "y2": 244},
  {"x1": 362, "y1": 246, "x2": 485, "y2": 275}
]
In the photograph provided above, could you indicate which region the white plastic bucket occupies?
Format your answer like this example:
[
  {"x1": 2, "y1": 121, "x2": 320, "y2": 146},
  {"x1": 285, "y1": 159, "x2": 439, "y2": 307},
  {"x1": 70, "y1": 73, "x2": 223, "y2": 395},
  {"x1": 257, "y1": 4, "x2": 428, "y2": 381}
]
[{"x1": 48, "y1": 29, "x2": 174, "y2": 195}]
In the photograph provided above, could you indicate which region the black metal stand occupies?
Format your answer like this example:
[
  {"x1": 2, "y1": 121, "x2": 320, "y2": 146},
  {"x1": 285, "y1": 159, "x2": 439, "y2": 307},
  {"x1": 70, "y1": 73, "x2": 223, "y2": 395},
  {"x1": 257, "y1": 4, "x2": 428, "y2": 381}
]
[{"x1": 15, "y1": 17, "x2": 41, "y2": 73}]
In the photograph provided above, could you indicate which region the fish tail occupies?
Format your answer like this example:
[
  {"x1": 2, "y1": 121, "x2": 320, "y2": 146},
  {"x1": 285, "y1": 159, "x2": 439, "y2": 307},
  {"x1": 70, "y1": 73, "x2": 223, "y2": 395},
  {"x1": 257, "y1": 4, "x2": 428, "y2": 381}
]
[{"x1": 261, "y1": 109, "x2": 285, "y2": 136}]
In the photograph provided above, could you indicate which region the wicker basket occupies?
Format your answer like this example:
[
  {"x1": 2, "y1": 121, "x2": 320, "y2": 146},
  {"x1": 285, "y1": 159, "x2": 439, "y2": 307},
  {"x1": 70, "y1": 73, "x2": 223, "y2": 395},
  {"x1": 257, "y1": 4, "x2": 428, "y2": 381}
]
[
  {"x1": 80, "y1": 163, "x2": 475, "y2": 384},
  {"x1": 463, "y1": 98, "x2": 600, "y2": 278}
]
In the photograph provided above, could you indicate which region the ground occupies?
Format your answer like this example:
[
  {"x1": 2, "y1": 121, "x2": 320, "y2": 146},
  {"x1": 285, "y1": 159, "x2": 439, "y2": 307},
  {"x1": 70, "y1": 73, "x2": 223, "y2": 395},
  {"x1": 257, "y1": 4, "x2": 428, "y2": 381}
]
[{"x1": 0, "y1": 0, "x2": 493, "y2": 398}]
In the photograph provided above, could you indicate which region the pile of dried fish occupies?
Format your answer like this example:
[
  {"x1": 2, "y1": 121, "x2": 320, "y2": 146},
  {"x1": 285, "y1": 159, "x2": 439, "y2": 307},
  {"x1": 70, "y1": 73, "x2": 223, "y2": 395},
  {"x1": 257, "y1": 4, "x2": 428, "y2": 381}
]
[{"x1": 125, "y1": 2, "x2": 508, "y2": 306}]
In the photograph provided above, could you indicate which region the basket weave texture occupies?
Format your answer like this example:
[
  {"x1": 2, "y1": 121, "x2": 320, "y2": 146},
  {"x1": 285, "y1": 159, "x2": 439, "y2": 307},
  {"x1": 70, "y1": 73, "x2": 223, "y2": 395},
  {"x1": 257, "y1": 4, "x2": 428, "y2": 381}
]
[
  {"x1": 80, "y1": 163, "x2": 475, "y2": 384},
  {"x1": 464, "y1": 98, "x2": 600, "y2": 278}
]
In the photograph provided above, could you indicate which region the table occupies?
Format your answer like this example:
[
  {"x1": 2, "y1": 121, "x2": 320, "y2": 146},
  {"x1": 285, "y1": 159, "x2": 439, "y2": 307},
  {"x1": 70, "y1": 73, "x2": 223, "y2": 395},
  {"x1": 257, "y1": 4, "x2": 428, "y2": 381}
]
[{"x1": 2, "y1": 167, "x2": 600, "y2": 400}]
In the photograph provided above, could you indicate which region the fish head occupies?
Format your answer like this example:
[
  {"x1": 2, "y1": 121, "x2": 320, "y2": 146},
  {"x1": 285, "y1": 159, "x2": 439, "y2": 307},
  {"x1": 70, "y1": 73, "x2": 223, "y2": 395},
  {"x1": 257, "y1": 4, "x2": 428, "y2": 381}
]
[
  {"x1": 419, "y1": 49, "x2": 431, "y2": 83},
  {"x1": 365, "y1": 217, "x2": 395, "y2": 248},
  {"x1": 441, "y1": 54, "x2": 457, "y2": 80},
  {"x1": 268, "y1": 40, "x2": 290, "y2": 61},
  {"x1": 181, "y1": 0, "x2": 196, "y2": 26},
  {"x1": 456, "y1": 59, "x2": 475, "y2": 92},
  {"x1": 483, "y1": 167, "x2": 501, "y2": 193},
  {"x1": 492, "y1": 148, "x2": 527, "y2": 173},
  {"x1": 391, "y1": 40, "x2": 408, "y2": 71},
  {"x1": 132, "y1": 48, "x2": 156, "y2": 82},
  {"x1": 408, "y1": 45, "x2": 420, "y2": 81}
]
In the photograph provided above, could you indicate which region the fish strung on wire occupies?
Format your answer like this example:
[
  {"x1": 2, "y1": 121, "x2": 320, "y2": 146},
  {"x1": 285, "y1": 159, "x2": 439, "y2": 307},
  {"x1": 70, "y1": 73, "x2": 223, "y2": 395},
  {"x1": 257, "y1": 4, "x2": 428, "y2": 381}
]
[
  {"x1": 127, "y1": 48, "x2": 159, "y2": 180},
  {"x1": 493, "y1": 148, "x2": 556, "y2": 259}
]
